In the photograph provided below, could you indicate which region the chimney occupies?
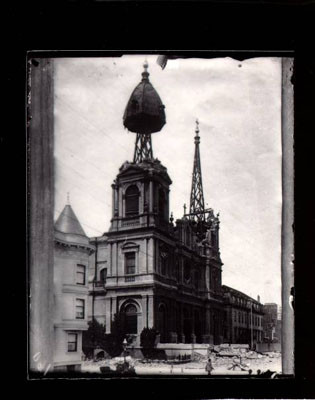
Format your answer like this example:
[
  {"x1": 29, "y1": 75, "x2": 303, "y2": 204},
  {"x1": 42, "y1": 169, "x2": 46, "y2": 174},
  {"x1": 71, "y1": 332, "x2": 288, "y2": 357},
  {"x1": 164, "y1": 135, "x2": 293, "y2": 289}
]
[{"x1": 257, "y1": 295, "x2": 260, "y2": 303}]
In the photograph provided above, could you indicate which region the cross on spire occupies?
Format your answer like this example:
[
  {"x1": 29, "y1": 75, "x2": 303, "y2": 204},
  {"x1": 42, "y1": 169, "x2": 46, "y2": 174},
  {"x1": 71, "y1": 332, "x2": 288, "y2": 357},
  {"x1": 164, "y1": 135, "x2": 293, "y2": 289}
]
[
  {"x1": 189, "y1": 119, "x2": 205, "y2": 221},
  {"x1": 67, "y1": 192, "x2": 70, "y2": 205}
]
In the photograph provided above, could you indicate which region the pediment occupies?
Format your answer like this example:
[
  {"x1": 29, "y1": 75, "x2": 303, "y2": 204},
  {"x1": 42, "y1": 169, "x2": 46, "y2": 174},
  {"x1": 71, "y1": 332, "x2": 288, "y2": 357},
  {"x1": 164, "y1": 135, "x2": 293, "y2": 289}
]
[{"x1": 121, "y1": 241, "x2": 139, "y2": 250}]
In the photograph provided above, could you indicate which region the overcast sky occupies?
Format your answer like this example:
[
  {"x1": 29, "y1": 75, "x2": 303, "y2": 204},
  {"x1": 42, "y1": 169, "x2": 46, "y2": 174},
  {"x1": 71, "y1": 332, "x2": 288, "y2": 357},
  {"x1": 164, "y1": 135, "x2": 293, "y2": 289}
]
[{"x1": 54, "y1": 55, "x2": 282, "y2": 305}]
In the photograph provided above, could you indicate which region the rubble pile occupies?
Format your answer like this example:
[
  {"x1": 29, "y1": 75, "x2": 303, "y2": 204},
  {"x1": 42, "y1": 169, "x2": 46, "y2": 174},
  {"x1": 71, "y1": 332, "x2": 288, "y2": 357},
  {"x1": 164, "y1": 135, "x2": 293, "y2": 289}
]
[
  {"x1": 210, "y1": 344, "x2": 280, "y2": 360},
  {"x1": 192, "y1": 351, "x2": 207, "y2": 362},
  {"x1": 81, "y1": 346, "x2": 282, "y2": 375}
]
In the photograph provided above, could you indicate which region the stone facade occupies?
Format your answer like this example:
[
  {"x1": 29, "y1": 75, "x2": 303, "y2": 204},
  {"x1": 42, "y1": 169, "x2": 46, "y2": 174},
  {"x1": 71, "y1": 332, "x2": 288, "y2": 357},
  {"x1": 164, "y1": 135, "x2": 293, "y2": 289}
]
[
  {"x1": 88, "y1": 158, "x2": 225, "y2": 345},
  {"x1": 222, "y1": 285, "x2": 264, "y2": 347},
  {"x1": 53, "y1": 205, "x2": 95, "y2": 371},
  {"x1": 262, "y1": 302, "x2": 279, "y2": 342}
]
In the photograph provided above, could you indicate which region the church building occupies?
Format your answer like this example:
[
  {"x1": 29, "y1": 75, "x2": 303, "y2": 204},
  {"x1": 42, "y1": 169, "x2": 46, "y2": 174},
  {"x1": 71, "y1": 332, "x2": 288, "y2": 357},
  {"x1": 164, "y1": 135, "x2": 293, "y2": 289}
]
[{"x1": 87, "y1": 62, "x2": 225, "y2": 345}]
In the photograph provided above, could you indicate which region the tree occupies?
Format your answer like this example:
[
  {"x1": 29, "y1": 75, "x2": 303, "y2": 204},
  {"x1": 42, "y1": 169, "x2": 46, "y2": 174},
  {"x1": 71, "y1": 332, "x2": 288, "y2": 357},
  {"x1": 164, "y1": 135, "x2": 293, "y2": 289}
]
[
  {"x1": 140, "y1": 327, "x2": 158, "y2": 359},
  {"x1": 102, "y1": 312, "x2": 126, "y2": 358},
  {"x1": 82, "y1": 319, "x2": 106, "y2": 358},
  {"x1": 82, "y1": 313, "x2": 133, "y2": 359}
]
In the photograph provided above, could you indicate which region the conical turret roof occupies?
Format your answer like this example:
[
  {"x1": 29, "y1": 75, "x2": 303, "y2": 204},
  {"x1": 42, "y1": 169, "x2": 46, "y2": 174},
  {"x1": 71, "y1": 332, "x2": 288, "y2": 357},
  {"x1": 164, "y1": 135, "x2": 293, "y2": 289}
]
[
  {"x1": 55, "y1": 204, "x2": 86, "y2": 236},
  {"x1": 123, "y1": 61, "x2": 166, "y2": 134},
  {"x1": 54, "y1": 204, "x2": 94, "y2": 250}
]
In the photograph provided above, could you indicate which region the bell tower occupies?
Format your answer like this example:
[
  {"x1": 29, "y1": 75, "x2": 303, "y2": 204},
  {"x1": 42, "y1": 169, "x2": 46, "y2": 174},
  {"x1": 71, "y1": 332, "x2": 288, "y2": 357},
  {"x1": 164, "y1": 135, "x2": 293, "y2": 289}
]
[{"x1": 109, "y1": 61, "x2": 171, "y2": 233}]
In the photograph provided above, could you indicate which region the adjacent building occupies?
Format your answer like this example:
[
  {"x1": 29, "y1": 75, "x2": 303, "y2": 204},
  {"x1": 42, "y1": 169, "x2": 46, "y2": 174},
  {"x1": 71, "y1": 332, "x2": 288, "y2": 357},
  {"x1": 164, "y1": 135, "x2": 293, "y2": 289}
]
[
  {"x1": 222, "y1": 285, "x2": 264, "y2": 346},
  {"x1": 263, "y1": 302, "x2": 281, "y2": 343},
  {"x1": 53, "y1": 203, "x2": 95, "y2": 371}
]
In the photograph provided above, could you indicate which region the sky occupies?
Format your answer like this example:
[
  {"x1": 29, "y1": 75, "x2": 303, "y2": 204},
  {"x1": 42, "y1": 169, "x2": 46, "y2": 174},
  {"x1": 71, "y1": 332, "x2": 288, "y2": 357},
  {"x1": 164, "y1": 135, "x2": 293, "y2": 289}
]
[{"x1": 54, "y1": 55, "x2": 282, "y2": 305}]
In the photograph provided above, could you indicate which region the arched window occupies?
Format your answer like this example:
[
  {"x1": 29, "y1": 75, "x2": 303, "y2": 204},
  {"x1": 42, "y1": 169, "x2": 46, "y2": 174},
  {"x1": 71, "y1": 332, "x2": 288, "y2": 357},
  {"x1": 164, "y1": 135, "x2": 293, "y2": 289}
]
[
  {"x1": 211, "y1": 230, "x2": 217, "y2": 247},
  {"x1": 100, "y1": 268, "x2": 107, "y2": 284},
  {"x1": 160, "y1": 246, "x2": 168, "y2": 276},
  {"x1": 184, "y1": 260, "x2": 191, "y2": 284},
  {"x1": 158, "y1": 188, "x2": 166, "y2": 219},
  {"x1": 125, "y1": 185, "x2": 140, "y2": 216},
  {"x1": 124, "y1": 304, "x2": 138, "y2": 334}
]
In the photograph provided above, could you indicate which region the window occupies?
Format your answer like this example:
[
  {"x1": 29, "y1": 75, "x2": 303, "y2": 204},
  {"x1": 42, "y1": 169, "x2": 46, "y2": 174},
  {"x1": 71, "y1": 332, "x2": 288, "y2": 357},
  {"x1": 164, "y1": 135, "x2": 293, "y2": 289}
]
[
  {"x1": 186, "y1": 227, "x2": 191, "y2": 247},
  {"x1": 76, "y1": 264, "x2": 85, "y2": 285},
  {"x1": 184, "y1": 261, "x2": 191, "y2": 283},
  {"x1": 76, "y1": 299, "x2": 85, "y2": 319},
  {"x1": 195, "y1": 271, "x2": 200, "y2": 289},
  {"x1": 124, "y1": 304, "x2": 137, "y2": 334},
  {"x1": 125, "y1": 252, "x2": 136, "y2": 275},
  {"x1": 158, "y1": 188, "x2": 166, "y2": 220},
  {"x1": 211, "y1": 230, "x2": 217, "y2": 247},
  {"x1": 125, "y1": 185, "x2": 139, "y2": 216},
  {"x1": 100, "y1": 268, "x2": 107, "y2": 283},
  {"x1": 67, "y1": 333, "x2": 78, "y2": 352},
  {"x1": 160, "y1": 249, "x2": 168, "y2": 276}
]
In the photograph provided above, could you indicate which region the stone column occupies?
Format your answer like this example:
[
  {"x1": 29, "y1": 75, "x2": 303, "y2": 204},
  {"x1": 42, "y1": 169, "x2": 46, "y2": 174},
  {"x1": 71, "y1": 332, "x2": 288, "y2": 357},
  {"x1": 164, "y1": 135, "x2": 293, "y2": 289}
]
[
  {"x1": 169, "y1": 300, "x2": 178, "y2": 343},
  {"x1": 111, "y1": 297, "x2": 117, "y2": 322},
  {"x1": 119, "y1": 187, "x2": 123, "y2": 219},
  {"x1": 191, "y1": 307, "x2": 196, "y2": 344},
  {"x1": 111, "y1": 184, "x2": 115, "y2": 218},
  {"x1": 141, "y1": 296, "x2": 148, "y2": 329},
  {"x1": 147, "y1": 238, "x2": 154, "y2": 274},
  {"x1": 202, "y1": 307, "x2": 211, "y2": 344},
  {"x1": 149, "y1": 180, "x2": 153, "y2": 213},
  {"x1": 179, "y1": 303, "x2": 185, "y2": 343},
  {"x1": 111, "y1": 242, "x2": 117, "y2": 277},
  {"x1": 148, "y1": 295, "x2": 154, "y2": 328},
  {"x1": 105, "y1": 298, "x2": 111, "y2": 334}
]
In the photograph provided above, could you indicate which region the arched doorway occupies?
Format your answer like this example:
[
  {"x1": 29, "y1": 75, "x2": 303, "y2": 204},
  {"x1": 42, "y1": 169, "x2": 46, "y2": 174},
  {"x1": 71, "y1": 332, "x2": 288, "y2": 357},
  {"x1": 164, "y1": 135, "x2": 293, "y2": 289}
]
[
  {"x1": 124, "y1": 304, "x2": 138, "y2": 334},
  {"x1": 158, "y1": 304, "x2": 167, "y2": 343}
]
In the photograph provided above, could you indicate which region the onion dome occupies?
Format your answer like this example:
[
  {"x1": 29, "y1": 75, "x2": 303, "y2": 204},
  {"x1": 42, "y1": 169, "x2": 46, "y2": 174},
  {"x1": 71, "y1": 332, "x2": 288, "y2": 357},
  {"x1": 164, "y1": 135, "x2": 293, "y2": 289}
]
[{"x1": 123, "y1": 61, "x2": 166, "y2": 134}]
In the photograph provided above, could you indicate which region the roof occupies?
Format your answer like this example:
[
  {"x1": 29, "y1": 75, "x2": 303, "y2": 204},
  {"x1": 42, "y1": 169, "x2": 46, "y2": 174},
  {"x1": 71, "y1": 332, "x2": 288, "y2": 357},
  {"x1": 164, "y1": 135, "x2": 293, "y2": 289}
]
[
  {"x1": 117, "y1": 158, "x2": 172, "y2": 184},
  {"x1": 222, "y1": 285, "x2": 261, "y2": 304},
  {"x1": 54, "y1": 204, "x2": 94, "y2": 249},
  {"x1": 55, "y1": 204, "x2": 86, "y2": 236},
  {"x1": 123, "y1": 63, "x2": 166, "y2": 134}
]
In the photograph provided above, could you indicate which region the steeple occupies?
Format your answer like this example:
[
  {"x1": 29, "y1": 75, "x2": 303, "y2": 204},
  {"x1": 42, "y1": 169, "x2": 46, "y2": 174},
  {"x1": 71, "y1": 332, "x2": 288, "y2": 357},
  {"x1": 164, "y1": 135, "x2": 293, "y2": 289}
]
[
  {"x1": 123, "y1": 61, "x2": 166, "y2": 163},
  {"x1": 189, "y1": 119, "x2": 205, "y2": 221}
]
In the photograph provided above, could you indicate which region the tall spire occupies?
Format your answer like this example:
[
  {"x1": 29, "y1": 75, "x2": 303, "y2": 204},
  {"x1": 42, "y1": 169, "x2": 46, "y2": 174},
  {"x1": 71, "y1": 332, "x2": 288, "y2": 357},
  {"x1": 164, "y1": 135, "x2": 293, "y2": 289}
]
[{"x1": 189, "y1": 119, "x2": 205, "y2": 221}]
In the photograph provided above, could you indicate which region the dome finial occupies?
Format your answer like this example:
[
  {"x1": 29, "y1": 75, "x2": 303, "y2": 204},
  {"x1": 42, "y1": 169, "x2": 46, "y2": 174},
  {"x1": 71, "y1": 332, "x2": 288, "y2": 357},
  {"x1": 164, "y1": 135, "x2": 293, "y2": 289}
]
[{"x1": 142, "y1": 59, "x2": 149, "y2": 80}]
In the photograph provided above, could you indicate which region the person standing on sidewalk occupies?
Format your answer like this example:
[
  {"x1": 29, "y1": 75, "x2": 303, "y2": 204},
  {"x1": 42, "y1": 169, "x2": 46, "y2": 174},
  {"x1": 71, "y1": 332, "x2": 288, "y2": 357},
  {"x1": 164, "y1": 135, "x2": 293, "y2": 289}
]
[{"x1": 206, "y1": 358, "x2": 214, "y2": 376}]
